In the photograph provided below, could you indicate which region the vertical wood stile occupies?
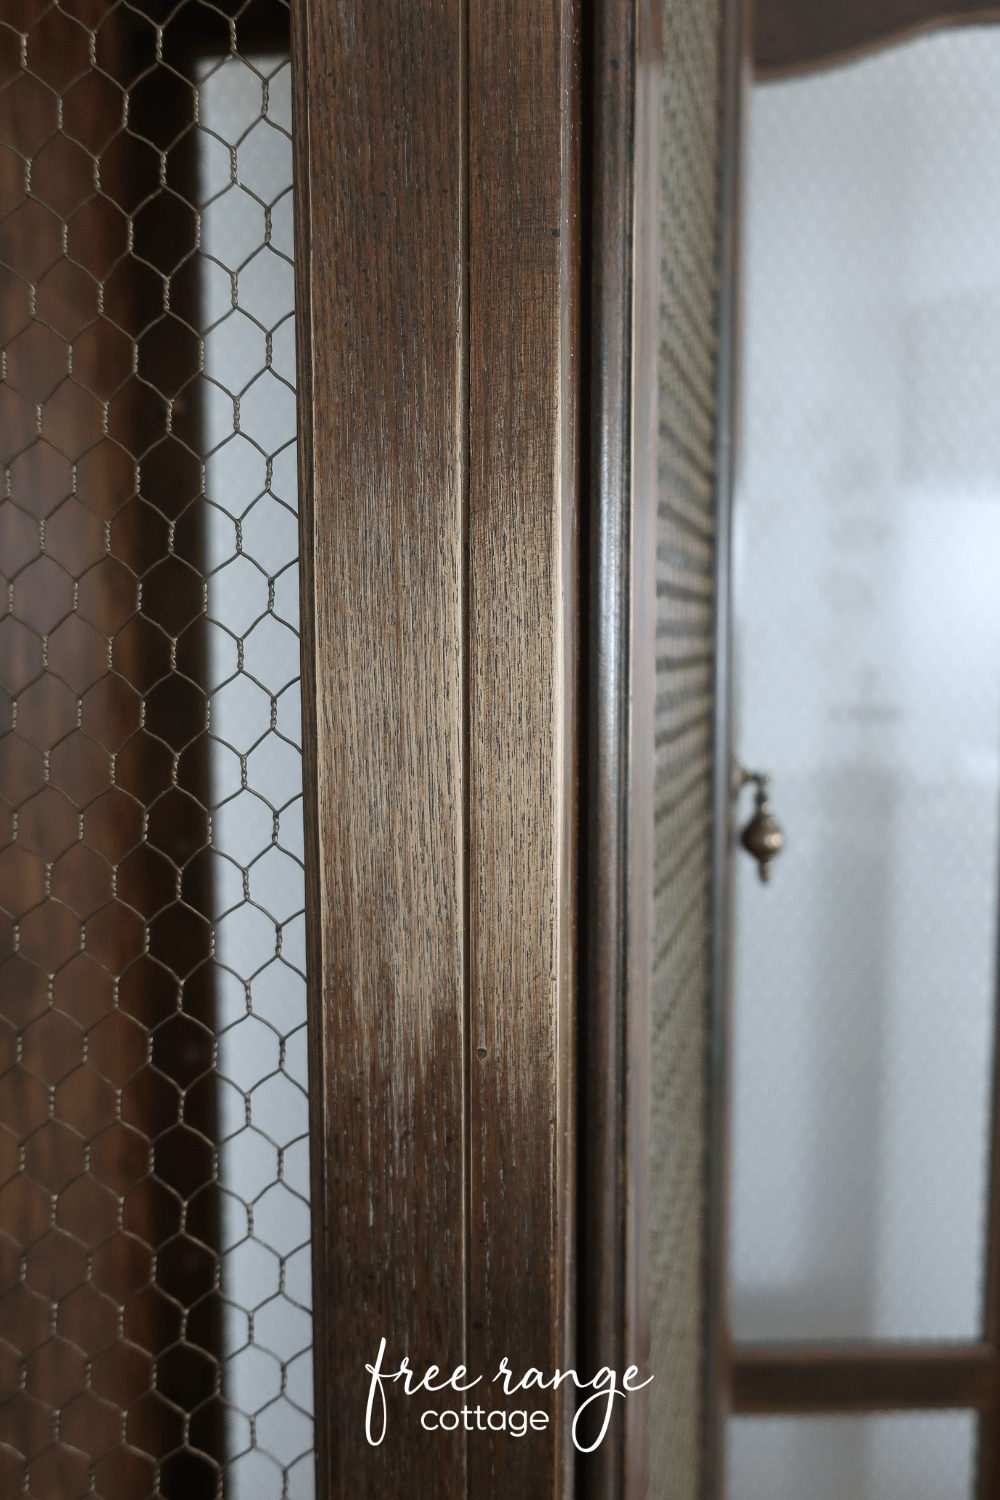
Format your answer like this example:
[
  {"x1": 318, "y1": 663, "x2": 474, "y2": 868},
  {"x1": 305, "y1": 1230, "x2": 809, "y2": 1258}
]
[
  {"x1": 580, "y1": 0, "x2": 638, "y2": 1493},
  {"x1": 293, "y1": 0, "x2": 579, "y2": 1495},
  {"x1": 291, "y1": 2, "x2": 468, "y2": 1495},
  {"x1": 578, "y1": 0, "x2": 662, "y2": 1496},
  {"x1": 466, "y1": 0, "x2": 580, "y2": 1495}
]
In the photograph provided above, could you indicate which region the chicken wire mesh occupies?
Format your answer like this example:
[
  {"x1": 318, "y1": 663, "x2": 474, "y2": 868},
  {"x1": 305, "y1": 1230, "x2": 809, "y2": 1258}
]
[{"x1": 0, "y1": 3, "x2": 314, "y2": 1496}]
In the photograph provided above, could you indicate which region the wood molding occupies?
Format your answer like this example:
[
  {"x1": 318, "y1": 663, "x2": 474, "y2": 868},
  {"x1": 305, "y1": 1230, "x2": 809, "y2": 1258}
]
[
  {"x1": 293, "y1": 1, "x2": 467, "y2": 1491},
  {"x1": 293, "y1": 0, "x2": 579, "y2": 1493},
  {"x1": 755, "y1": 0, "x2": 1000, "y2": 80},
  {"x1": 731, "y1": 1343, "x2": 1000, "y2": 1412},
  {"x1": 466, "y1": 0, "x2": 580, "y2": 1493},
  {"x1": 578, "y1": 0, "x2": 660, "y2": 1494}
]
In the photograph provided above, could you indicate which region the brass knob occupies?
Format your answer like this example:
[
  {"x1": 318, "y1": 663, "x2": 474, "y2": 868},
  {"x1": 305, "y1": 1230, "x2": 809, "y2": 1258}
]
[{"x1": 736, "y1": 766, "x2": 783, "y2": 883}]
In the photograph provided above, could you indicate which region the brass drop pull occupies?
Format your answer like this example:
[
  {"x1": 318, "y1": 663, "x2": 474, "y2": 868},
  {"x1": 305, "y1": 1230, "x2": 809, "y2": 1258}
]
[{"x1": 736, "y1": 765, "x2": 784, "y2": 883}]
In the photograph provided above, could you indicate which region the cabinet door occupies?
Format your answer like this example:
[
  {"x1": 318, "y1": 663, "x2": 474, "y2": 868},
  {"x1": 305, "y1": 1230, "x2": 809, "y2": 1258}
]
[{"x1": 0, "y1": 2, "x2": 745, "y2": 1497}]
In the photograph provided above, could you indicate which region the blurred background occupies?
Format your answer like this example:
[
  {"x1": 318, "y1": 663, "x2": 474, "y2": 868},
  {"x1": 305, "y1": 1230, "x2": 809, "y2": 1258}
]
[{"x1": 728, "y1": 24, "x2": 1000, "y2": 1497}]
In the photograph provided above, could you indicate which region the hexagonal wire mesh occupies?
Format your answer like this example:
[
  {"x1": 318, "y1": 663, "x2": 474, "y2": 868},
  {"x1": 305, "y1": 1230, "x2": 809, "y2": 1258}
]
[{"x1": 0, "y1": 3, "x2": 314, "y2": 1496}]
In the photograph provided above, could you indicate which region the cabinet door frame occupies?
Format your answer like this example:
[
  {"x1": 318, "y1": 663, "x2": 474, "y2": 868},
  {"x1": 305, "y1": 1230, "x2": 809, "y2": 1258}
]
[{"x1": 579, "y1": 0, "x2": 661, "y2": 1495}]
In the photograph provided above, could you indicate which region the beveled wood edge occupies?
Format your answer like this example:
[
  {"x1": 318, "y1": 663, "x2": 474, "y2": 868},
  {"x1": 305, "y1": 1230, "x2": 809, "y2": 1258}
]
[
  {"x1": 731, "y1": 1343, "x2": 1000, "y2": 1413},
  {"x1": 755, "y1": 0, "x2": 1000, "y2": 81},
  {"x1": 579, "y1": 0, "x2": 637, "y2": 1493},
  {"x1": 578, "y1": 0, "x2": 663, "y2": 1494},
  {"x1": 559, "y1": 10, "x2": 582, "y2": 1496}
]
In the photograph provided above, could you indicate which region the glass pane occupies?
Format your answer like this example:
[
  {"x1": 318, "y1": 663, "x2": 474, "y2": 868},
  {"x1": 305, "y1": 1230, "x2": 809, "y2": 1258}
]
[
  {"x1": 730, "y1": 29, "x2": 1000, "y2": 1341},
  {"x1": 0, "y1": 11, "x2": 313, "y2": 1498},
  {"x1": 727, "y1": 1411, "x2": 978, "y2": 1500},
  {"x1": 199, "y1": 56, "x2": 315, "y2": 1497}
]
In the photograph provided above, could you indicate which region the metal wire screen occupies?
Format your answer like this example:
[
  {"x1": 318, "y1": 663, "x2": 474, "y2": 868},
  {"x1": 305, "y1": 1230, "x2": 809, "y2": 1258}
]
[
  {"x1": 649, "y1": 0, "x2": 723, "y2": 1493},
  {"x1": 0, "y1": 3, "x2": 314, "y2": 1496}
]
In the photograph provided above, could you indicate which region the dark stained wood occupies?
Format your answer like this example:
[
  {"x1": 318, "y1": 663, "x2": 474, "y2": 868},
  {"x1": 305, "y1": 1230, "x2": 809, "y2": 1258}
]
[
  {"x1": 755, "y1": 0, "x2": 1000, "y2": 79},
  {"x1": 578, "y1": 0, "x2": 646, "y2": 1492},
  {"x1": 731, "y1": 1343, "x2": 1000, "y2": 1412},
  {"x1": 465, "y1": 1, "x2": 579, "y2": 1496},
  {"x1": 623, "y1": 3, "x2": 660, "y2": 1496},
  {"x1": 703, "y1": 0, "x2": 751, "y2": 1496},
  {"x1": 292, "y1": 1, "x2": 468, "y2": 1496},
  {"x1": 295, "y1": 0, "x2": 581, "y2": 1490}
]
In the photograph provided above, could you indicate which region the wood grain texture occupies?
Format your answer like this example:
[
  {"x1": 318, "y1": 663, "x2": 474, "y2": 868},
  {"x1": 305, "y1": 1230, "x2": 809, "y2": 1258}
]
[
  {"x1": 755, "y1": 0, "x2": 1000, "y2": 78},
  {"x1": 576, "y1": 6, "x2": 667, "y2": 1498},
  {"x1": 466, "y1": 0, "x2": 579, "y2": 1494},
  {"x1": 624, "y1": 1, "x2": 661, "y2": 1493},
  {"x1": 292, "y1": 2, "x2": 467, "y2": 1494},
  {"x1": 731, "y1": 1343, "x2": 1000, "y2": 1412},
  {"x1": 578, "y1": 0, "x2": 639, "y2": 1493},
  {"x1": 294, "y1": 0, "x2": 579, "y2": 1494}
]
